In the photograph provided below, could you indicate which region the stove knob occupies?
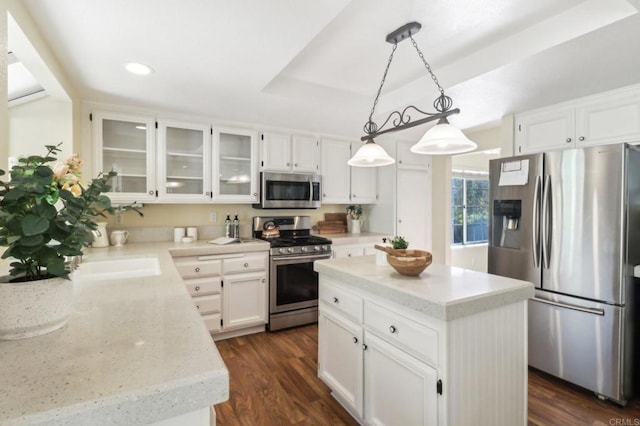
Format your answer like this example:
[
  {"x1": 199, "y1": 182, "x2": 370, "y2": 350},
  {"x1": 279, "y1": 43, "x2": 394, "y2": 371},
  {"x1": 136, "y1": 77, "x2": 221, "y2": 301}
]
[
  {"x1": 301, "y1": 246, "x2": 309, "y2": 252},
  {"x1": 287, "y1": 247, "x2": 295, "y2": 254},
  {"x1": 278, "y1": 248, "x2": 287, "y2": 254},
  {"x1": 314, "y1": 245, "x2": 321, "y2": 252},
  {"x1": 322, "y1": 245, "x2": 329, "y2": 251}
]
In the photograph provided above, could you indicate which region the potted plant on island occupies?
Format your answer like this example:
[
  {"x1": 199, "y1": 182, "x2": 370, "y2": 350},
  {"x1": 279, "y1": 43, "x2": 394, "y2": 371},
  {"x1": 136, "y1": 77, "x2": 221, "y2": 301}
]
[
  {"x1": 0, "y1": 144, "x2": 139, "y2": 340},
  {"x1": 346, "y1": 204, "x2": 364, "y2": 233}
]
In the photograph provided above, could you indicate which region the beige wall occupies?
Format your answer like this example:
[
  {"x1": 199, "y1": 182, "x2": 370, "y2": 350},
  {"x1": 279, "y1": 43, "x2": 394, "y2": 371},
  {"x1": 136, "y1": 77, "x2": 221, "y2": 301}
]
[
  {"x1": 431, "y1": 119, "x2": 515, "y2": 267},
  {"x1": 107, "y1": 202, "x2": 363, "y2": 230},
  {"x1": 8, "y1": 97, "x2": 73, "y2": 159}
]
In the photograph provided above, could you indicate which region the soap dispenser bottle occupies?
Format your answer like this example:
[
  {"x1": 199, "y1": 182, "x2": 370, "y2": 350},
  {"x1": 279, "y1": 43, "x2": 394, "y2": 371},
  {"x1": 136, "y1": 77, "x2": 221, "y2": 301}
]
[
  {"x1": 224, "y1": 213, "x2": 232, "y2": 238},
  {"x1": 232, "y1": 212, "x2": 240, "y2": 239}
]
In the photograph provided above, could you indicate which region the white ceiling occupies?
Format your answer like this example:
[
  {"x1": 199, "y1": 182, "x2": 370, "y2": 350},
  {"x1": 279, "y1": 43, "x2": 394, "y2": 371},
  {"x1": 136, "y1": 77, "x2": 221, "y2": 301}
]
[{"x1": 19, "y1": 0, "x2": 640, "y2": 140}]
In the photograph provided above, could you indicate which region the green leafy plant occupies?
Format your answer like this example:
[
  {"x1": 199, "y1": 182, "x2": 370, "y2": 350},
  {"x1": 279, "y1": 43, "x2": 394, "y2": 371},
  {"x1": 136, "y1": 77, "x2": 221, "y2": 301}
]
[
  {"x1": 346, "y1": 205, "x2": 363, "y2": 220},
  {"x1": 391, "y1": 236, "x2": 409, "y2": 250},
  {"x1": 0, "y1": 144, "x2": 141, "y2": 282}
]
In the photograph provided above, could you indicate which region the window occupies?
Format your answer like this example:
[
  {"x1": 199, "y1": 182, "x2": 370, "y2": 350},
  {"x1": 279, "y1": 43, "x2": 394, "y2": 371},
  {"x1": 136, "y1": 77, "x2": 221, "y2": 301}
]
[{"x1": 452, "y1": 176, "x2": 489, "y2": 245}]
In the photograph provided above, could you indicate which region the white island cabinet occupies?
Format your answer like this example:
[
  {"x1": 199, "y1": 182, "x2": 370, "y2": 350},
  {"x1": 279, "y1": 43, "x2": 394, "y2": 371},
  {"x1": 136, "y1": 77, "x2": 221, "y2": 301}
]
[{"x1": 315, "y1": 255, "x2": 534, "y2": 426}]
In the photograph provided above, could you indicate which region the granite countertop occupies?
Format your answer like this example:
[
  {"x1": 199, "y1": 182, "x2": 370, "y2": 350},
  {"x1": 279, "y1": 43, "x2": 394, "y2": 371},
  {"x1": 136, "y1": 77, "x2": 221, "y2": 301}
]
[
  {"x1": 315, "y1": 255, "x2": 534, "y2": 321},
  {"x1": 0, "y1": 239, "x2": 269, "y2": 425}
]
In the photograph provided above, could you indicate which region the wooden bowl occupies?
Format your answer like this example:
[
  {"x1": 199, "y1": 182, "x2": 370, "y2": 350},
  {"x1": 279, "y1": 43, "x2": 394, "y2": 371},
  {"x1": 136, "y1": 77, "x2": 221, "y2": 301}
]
[{"x1": 387, "y1": 249, "x2": 433, "y2": 276}]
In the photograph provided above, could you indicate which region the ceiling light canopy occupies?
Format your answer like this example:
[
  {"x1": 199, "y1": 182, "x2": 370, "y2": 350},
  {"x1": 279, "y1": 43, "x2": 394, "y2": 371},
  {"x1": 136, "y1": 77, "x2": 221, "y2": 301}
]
[
  {"x1": 349, "y1": 22, "x2": 476, "y2": 167},
  {"x1": 125, "y1": 62, "x2": 154, "y2": 76}
]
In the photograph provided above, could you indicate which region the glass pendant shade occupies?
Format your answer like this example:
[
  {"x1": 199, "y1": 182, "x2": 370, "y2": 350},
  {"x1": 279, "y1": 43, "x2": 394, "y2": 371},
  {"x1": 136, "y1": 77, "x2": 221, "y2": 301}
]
[
  {"x1": 410, "y1": 121, "x2": 477, "y2": 155},
  {"x1": 348, "y1": 140, "x2": 395, "y2": 167}
]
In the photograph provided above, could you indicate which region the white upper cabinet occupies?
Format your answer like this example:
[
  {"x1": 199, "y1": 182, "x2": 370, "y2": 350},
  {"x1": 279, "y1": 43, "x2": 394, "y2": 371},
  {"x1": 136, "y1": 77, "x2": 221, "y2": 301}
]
[
  {"x1": 260, "y1": 131, "x2": 319, "y2": 173},
  {"x1": 321, "y1": 138, "x2": 352, "y2": 204},
  {"x1": 515, "y1": 84, "x2": 640, "y2": 154},
  {"x1": 350, "y1": 165, "x2": 377, "y2": 204},
  {"x1": 212, "y1": 127, "x2": 258, "y2": 203},
  {"x1": 396, "y1": 140, "x2": 431, "y2": 169},
  {"x1": 157, "y1": 119, "x2": 212, "y2": 203},
  {"x1": 92, "y1": 110, "x2": 156, "y2": 203}
]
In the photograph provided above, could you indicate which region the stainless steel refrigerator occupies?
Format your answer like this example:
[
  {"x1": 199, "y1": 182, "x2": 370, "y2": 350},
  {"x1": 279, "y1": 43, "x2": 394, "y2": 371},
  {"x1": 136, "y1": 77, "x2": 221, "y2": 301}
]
[{"x1": 488, "y1": 143, "x2": 640, "y2": 405}]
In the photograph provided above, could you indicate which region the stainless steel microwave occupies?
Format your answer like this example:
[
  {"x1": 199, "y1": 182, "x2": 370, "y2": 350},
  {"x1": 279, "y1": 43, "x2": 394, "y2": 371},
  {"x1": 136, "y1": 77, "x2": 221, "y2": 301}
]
[{"x1": 255, "y1": 172, "x2": 321, "y2": 209}]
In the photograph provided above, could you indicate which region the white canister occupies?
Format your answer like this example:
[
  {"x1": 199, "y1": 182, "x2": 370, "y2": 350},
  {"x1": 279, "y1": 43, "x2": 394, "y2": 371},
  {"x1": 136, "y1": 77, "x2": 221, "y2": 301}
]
[
  {"x1": 186, "y1": 227, "x2": 198, "y2": 241},
  {"x1": 173, "y1": 227, "x2": 185, "y2": 243},
  {"x1": 376, "y1": 250, "x2": 388, "y2": 266}
]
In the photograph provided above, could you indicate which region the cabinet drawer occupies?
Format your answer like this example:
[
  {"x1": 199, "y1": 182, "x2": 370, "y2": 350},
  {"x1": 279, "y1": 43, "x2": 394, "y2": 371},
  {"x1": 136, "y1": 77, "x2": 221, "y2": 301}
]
[
  {"x1": 175, "y1": 260, "x2": 221, "y2": 279},
  {"x1": 202, "y1": 312, "x2": 222, "y2": 333},
  {"x1": 333, "y1": 246, "x2": 365, "y2": 259},
  {"x1": 365, "y1": 301, "x2": 438, "y2": 366},
  {"x1": 320, "y1": 280, "x2": 363, "y2": 322},
  {"x1": 224, "y1": 253, "x2": 267, "y2": 274},
  {"x1": 185, "y1": 276, "x2": 222, "y2": 296},
  {"x1": 193, "y1": 294, "x2": 221, "y2": 315}
]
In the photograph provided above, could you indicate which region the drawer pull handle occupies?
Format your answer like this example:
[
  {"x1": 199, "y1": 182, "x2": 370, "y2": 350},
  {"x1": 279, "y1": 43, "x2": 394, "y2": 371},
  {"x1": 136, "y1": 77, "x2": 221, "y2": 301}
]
[
  {"x1": 353, "y1": 337, "x2": 358, "y2": 344},
  {"x1": 195, "y1": 267, "x2": 200, "y2": 273},
  {"x1": 244, "y1": 262, "x2": 249, "y2": 267},
  {"x1": 195, "y1": 286, "x2": 200, "y2": 291},
  {"x1": 333, "y1": 297, "x2": 339, "y2": 303},
  {"x1": 389, "y1": 325, "x2": 397, "y2": 334},
  {"x1": 362, "y1": 343, "x2": 368, "y2": 351}
]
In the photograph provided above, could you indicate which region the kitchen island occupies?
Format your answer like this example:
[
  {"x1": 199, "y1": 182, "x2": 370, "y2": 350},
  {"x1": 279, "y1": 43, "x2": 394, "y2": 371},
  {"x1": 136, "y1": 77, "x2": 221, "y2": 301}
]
[
  {"x1": 0, "y1": 240, "x2": 268, "y2": 425},
  {"x1": 315, "y1": 255, "x2": 534, "y2": 426}
]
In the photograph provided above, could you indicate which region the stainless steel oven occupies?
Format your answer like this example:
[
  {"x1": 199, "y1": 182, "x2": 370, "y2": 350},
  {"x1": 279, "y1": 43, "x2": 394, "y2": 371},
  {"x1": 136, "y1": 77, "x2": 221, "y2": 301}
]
[
  {"x1": 269, "y1": 251, "x2": 332, "y2": 330},
  {"x1": 255, "y1": 172, "x2": 321, "y2": 209},
  {"x1": 253, "y1": 216, "x2": 332, "y2": 331}
]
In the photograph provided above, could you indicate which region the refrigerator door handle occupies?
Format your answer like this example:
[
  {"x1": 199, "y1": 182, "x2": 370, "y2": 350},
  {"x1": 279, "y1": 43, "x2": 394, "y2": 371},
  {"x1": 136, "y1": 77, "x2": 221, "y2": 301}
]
[
  {"x1": 541, "y1": 175, "x2": 552, "y2": 269},
  {"x1": 531, "y1": 297, "x2": 605, "y2": 316},
  {"x1": 532, "y1": 175, "x2": 542, "y2": 268}
]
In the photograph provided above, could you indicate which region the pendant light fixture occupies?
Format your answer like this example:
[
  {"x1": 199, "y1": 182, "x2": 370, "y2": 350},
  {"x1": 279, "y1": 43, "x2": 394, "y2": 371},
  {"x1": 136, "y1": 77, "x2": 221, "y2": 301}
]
[{"x1": 349, "y1": 21, "x2": 476, "y2": 167}]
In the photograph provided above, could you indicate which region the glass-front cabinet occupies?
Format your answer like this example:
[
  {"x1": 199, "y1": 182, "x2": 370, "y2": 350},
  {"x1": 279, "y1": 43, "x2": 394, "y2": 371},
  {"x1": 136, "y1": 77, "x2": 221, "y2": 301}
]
[
  {"x1": 157, "y1": 120, "x2": 212, "y2": 202},
  {"x1": 92, "y1": 111, "x2": 156, "y2": 203},
  {"x1": 212, "y1": 127, "x2": 258, "y2": 202}
]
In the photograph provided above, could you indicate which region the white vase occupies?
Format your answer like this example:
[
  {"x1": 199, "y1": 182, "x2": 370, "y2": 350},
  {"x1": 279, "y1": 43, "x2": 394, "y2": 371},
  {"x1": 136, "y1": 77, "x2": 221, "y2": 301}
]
[
  {"x1": 350, "y1": 219, "x2": 362, "y2": 234},
  {"x1": 0, "y1": 275, "x2": 73, "y2": 340}
]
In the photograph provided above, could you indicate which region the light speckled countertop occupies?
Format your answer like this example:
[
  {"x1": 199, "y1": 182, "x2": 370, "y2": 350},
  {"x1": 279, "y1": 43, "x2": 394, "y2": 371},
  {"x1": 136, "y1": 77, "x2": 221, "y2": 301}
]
[
  {"x1": 0, "y1": 239, "x2": 268, "y2": 425},
  {"x1": 315, "y1": 255, "x2": 534, "y2": 321}
]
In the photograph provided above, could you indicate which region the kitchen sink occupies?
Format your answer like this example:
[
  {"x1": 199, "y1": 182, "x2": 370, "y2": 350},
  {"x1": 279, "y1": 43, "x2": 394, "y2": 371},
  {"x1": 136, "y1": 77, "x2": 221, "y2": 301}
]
[{"x1": 74, "y1": 257, "x2": 161, "y2": 280}]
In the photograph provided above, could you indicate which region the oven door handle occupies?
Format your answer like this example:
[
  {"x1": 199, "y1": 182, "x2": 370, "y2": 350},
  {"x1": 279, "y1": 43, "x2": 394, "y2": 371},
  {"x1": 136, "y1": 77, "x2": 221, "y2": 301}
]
[{"x1": 272, "y1": 254, "x2": 332, "y2": 262}]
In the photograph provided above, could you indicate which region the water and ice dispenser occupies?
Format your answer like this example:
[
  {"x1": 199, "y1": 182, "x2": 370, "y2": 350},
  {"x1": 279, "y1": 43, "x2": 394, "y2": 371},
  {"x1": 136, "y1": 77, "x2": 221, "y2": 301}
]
[{"x1": 492, "y1": 199, "x2": 521, "y2": 249}]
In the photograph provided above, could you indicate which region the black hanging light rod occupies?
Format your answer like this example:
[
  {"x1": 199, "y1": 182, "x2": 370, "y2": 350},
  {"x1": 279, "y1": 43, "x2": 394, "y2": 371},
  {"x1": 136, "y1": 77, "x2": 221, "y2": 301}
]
[{"x1": 361, "y1": 21, "x2": 461, "y2": 142}]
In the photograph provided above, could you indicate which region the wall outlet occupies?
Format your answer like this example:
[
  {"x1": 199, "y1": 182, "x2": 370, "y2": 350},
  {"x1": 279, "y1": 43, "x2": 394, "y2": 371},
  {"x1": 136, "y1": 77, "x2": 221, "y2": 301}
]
[
  {"x1": 115, "y1": 213, "x2": 123, "y2": 225},
  {"x1": 210, "y1": 212, "x2": 218, "y2": 222}
]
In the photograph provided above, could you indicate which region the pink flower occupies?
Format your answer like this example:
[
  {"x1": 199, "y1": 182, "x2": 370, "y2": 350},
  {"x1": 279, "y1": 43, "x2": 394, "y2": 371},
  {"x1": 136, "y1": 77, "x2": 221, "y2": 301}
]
[
  {"x1": 52, "y1": 162, "x2": 69, "y2": 181},
  {"x1": 65, "y1": 154, "x2": 83, "y2": 173}
]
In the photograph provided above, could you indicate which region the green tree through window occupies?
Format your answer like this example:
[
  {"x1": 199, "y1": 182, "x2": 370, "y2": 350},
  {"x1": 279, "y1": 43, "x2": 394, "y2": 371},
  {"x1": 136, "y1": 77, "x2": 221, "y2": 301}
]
[{"x1": 451, "y1": 177, "x2": 489, "y2": 244}]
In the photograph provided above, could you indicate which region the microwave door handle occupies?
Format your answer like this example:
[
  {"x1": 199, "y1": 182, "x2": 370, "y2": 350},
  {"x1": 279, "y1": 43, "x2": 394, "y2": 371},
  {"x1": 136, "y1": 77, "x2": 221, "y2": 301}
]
[{"x1": 309, "y1": 179, "x2": 313, "y2": 202}]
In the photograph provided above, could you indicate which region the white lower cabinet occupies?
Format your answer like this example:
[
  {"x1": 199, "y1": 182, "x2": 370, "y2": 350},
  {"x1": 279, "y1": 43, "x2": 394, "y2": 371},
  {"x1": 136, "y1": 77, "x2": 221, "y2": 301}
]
[
  {"x1": 222, "y1": 272, "x2": 267, "y2": 330},
  {"x1": 318, "y1": 279, "x2": 438, "y2": 425},
  {"x1": 364, "y1": 332, "x2": 437, "y2": 426},
  {"x1": 173, "y1": 251, "x2": 268, "y2": 338}
]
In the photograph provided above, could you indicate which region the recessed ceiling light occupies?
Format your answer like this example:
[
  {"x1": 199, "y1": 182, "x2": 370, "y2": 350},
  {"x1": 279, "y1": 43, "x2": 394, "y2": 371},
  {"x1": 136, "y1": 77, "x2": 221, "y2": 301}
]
[{"x1": 125, "y1": 62, "x2": 154, "y2": 75}]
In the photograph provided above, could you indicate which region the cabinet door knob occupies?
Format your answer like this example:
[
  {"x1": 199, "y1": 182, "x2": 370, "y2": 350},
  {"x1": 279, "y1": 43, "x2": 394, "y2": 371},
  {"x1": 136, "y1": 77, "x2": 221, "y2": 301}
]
[
  {"x1": 253, "y1": 193, "x2": 257, "y2": 196},
  {"x1": 579, "y1": 136, "x2": 585, "y2": 141},
  {"x1": 244, "y1": 262, "x2": 249, "y2": 267},
  {"x1": 398, "y1": 219, "x2": 402, "y2": 224},
  {"x1": 565, "y1": 138, "x2": 572, "y2": 143},
  {"x1": 362, "y1": 343, "x2": 368, "y2": 351},
  {"x1": 148, "y1": 190, "x2": 154, "y2": 195},
  {"x1": 294, "y1": 163, "x2": 298, "y2": 167},
  {"x1": 195, "y1": 267, "x2": 200, "y2": 273},
  {"x1": 347, "y1": 253, "x2": 352, "y2": 257},
  {"x1": 206, "y1": 191, "x2": 210, "y2": 196},
  {"x1": 333, "y1": 297, "x2": 339, "y2": 303},
  {"x1": 196, "y1": 305, "x2": 200, "y2": 310},
  {"x1": 323, "y1": 193, "x2": 326, "y2": 197},
  {"x1": 262, "y1": 278, "x2": 266, "y2": 283},
  {"x1": 389, "y1": 325, "x2": 397, "y2": 334},
  {"x1": 195, "y1": 285, "x2": 200, "y2": 291},
  {"x1": 287, "y1": 162, "x2": 291, "y2": 166},
  {"x1": 353, "y1": 337, "x2": 358, "y2": 344},
  {"x1": 399, "y1": 160, "x2": 402, "y2": 164}
]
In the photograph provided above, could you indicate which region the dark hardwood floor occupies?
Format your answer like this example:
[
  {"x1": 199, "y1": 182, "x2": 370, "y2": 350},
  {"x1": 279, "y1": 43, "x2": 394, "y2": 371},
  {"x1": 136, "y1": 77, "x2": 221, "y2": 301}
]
[{"x1": 214, "y1": 324, "x2": 640, "y2": 425}]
